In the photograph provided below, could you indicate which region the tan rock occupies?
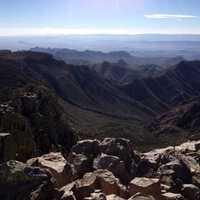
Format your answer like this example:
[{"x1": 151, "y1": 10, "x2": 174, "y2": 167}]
[
  {"x1": 79, "y1": 170, "x2": 127, "y2": 198},
  {"x1": 128, "y1": 177, "x2": 161, "y2": 197},
  {"x1": 107, "y1": 194, "x2": 126, "y2": 200},
  {"x1": 161, "y1": 192, "x2": 184, "y2": 200},
  {"x1": 71, "y1": 139, "x2": 100, "y2": 157},
  {"x1": 93, "y1": 153, "x2": 130, "y2": 184},
  {"x1": 142, "y1": 140, "x2": 200, "y2": 163},
  {"x1": 128, "y1": 194, "x2": 156, "y2": 200},
  {"x1": 177, "y1": 154, "x2": 200, "y2": 174},
  {"x1": 84, "y1": 190, "x2": 106, "y2": 200},
  {"x1": 161, "y1": 184, "x2": 171, "y2": 193},
  {"x1": 59, "y1": 170, "x2": 127, "y2": 199},
  {"x1": 61, "y1": 191, "x2": 76, "y2": 200},
  {"x1": 27, "y1": 152, "x2": 72, "y2": 188},
  {"x1": 158, "y1": 159, "x2": 192, "y2": 185},
  {"x1": 68, "y1": 152, "x2": 92, "y2": 179},
  {"x1": 176, "y1": 140, "x2": 200, "y2": 153},
  {"x1": 142, "y1": 147, "x2": 174, "y2": 168},
  {"x1": 60, "y1": 182, "x2": 77, "y2": 200}
]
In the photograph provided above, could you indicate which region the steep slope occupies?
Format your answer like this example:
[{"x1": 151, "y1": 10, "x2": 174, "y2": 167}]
[
  {"x1": 120, "y1": 61, "x2": 200, "y2": 114},
  {"x1": 92, "y1": 60, "x2": 140, "y2": 84},
  {"x1": 22, "y1": 51, "x2": 154, "y2": 120},
  {"x1": 0, "y1": 51, "x2": 154, "y2": 147},
  {"x1": 28, "y1": 50, "x2": 193, "y2": 117},
  {"x1": 20, "y1": 54, "x2": 200, "y2": 147},
  {"x1": 149, "y1": 97, "x2": 200, "y2": 138},
  {"x1": 92, "y1": 61, "x2": 163, "y2": 85},
  {"x1": 0, "y1": 52, "x2": 198, "y2": 119},
  {"x1": 0, "y1": 52, "x2": 76, "y2": 161}
]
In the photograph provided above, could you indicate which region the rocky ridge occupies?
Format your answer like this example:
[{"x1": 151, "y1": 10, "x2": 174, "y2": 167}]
[{"x1": 1, "y1": 138, "x2": 200, "y2": 200}]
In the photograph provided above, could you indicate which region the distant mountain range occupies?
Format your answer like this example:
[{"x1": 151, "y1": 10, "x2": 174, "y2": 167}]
[
  {"x1": 2, "y1": 34, "x2": 200, "y2": 59},
  {"x1": 31, "y1": 47, "x2": 184, "y2": 68}
]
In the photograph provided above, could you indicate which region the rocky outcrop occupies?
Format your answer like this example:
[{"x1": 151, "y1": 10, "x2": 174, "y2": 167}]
[
  {"x1": 158, "y1": 159, "x2": 192, "y2": 189},
  {"x1": 68, "y1": 152, "x2": 93, "y2": 179},
  {"x1": 93, "y1": 154, "x2": 130, "y2": 184},
  {"x1": 62, "y1": 138, "x2": 200, "y2": 199},
  {"x1": 71, "y1": 140, "x2": 100, "y2": 158},
  {"x1": 66, "y1": 138, "x2": 140, "y2": 185},
  {"x1": 1, "y1": 138, "x2": 200, "y2": 199},
  {"x1": 100, "y1": 138, "x2": 139, "y2": 170}
]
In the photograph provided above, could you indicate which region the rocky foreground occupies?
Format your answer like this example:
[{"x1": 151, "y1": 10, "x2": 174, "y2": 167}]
[{"x1": 1, "y1": 138, "x2": 200, "y2": 200}]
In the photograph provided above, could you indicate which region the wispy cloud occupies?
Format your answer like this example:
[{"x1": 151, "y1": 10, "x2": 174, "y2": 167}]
[{"x1": 144, "y1": 14, "x2": 198, "y2": 19}]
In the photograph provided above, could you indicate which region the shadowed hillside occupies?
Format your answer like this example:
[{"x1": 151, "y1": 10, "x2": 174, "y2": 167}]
[{"x1": 1, "y1": 51, "x2": 200, "y2": 150}]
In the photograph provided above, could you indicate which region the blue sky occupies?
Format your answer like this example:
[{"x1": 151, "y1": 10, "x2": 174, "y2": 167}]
[{"x1": 0, "y1": 0, "x2": 199, "y2": 35}]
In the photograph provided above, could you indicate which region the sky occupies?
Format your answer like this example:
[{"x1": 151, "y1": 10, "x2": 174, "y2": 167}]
[{"x1": 0, "y1": 0, "x2": 200, "y2": 36}]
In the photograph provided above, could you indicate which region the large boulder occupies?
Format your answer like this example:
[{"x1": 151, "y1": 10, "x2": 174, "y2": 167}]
[
  {"x1": 93, "y1": 153, "x2": 130, "y2": 184},
  {"x1": 100, "y1": 138, "x2": 140, "y2": 175},
  {"x1": 158, "y1": 159, "x2": 192, "y2": 187},
  {"x1": 27, "y1": 152, "x2": 73, "y2": 188},
  {"x1": 128, "y1": 177, "x2": 161, "y2": 197},
  {"x1": 0, "y1": 160, "x2": 56, "y2": 199},
  {"x1": 177, "y1": 154, "x2": 200, "y2": 175},
  {"x1": 176, "y1": 140, "x2": 200, "y2": 153},
  {"x1": 68, "y1": 152, "x2": 93, "y2": 179},
  {"x1": 71, "y1": 139, "x2": 100, "y2": 158}
]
